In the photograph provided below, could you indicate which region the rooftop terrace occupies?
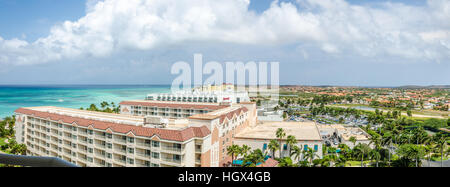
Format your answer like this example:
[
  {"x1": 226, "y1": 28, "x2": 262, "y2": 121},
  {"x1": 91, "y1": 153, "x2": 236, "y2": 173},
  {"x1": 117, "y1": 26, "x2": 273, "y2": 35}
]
[{"x1": 235, "y1": 121, "x2": 322, "y2": 141}]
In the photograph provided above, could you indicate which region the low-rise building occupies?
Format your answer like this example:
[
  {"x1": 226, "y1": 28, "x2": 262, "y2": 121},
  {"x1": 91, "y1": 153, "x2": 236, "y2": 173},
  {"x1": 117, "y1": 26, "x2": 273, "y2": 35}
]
[{"x1": 233, "y1": 121, "x2": 323, "y2": 161}]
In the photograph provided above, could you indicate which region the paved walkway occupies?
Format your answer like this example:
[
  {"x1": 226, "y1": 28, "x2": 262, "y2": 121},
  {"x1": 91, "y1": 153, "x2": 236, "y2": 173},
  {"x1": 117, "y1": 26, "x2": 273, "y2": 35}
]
[{"x1": 422, "y1": 159, "x2": 450, "y2": 167}]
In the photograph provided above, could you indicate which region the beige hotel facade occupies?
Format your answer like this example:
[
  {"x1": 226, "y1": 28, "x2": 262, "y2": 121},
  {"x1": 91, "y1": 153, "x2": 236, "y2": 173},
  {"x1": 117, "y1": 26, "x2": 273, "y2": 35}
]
[{"x1": 14, "y1": 100, "x2": 256, "y2": 167}]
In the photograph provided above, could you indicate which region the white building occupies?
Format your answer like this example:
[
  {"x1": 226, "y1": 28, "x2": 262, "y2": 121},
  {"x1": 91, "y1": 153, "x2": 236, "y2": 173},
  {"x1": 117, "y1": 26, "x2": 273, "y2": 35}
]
[{"x1": 146, "y1": 90, "x2": 250, "y2": 104}]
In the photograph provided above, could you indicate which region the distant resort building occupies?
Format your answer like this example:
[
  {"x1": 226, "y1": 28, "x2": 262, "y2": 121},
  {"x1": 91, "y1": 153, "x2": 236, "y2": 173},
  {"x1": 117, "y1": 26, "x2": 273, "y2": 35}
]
[
  {"x1": 146, "y1": 84, "x2": 250, "y2": 104},
  {"x1": 234, "y1": 121, "x2": 323, "y2": 160}
]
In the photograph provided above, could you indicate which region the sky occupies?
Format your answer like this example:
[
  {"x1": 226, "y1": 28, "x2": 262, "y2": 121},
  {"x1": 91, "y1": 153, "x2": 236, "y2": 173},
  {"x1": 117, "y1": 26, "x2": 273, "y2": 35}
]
[{"x1": 0, "y1": 0, "x2": 449, "y2": 86}]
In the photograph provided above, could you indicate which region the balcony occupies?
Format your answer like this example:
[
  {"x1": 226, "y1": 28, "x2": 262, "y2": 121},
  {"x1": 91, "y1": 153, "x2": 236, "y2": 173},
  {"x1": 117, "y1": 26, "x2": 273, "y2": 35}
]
[
  {"x1": 160, "y1": 157, "x2": 183, "y2": 166},
  {"x1": 160, "y1": 146, "x2": 184, "y2": 154}
]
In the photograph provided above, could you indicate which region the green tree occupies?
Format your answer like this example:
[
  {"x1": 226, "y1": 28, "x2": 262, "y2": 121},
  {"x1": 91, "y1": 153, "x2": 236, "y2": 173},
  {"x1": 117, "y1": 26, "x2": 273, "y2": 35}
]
[
  {"x1": 290, "y1": 145, "x2": 302, "y2": 163},
  {"x1": 276, "y1": 128, "x2": 286, "y2": 158},
  {"x1": 434, "y1": 133, "x2": 449, "y2": 167},
  {"x1": 286, "y1": 135, "x2": 297, "y2": 156},
  {"x1": 240, "y1": 144, "x2": 251, "y2": 158},
  {"x1": 227, "y1": 145, "x2": 241, "y2": 167},
  {"x1": 303, "y1": 148, "x2": 319, "y2": 167},
  {"x1": 353, "y1": 143, "x2": 371, "y2": 167},
  {"x1": 396, "y1": 144, "x2": 425, "y2": 167},
  {"x1": 278, "y1": 157, "x2": 296, "y2": 167},
  {"x1": 268, "y1": 140, "x2": 279, "y2": 159},
  {"x1": 242, "y1": 149, "x2": 267, "y2": 167},
  {"x1": 349, "y1": 136, "x2": 357, "y2": 148}
]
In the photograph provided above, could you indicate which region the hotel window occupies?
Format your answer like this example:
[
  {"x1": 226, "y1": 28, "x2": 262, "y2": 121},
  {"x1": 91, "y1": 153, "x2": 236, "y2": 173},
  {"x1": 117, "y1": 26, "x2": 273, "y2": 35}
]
[
  {"x1": 173, "y1": 155, "x2": 181, "y2": 161},
  {"x1": 88, "y1": 139, "x2": 93, "y2": 144},
  {"x1": 127, "y1": 137, "x2": 135, "y2": 143},
  {"x1": 88, "y1": 148, "x2": 93, "y2": 153},
  {"x1": 314, "y1": 145, "x2": 318, "y2": 151},
  {"x1": 145, "y1": 150, "x2": 151, "y2": 156},
  {"x1": 145, "y1": 161, "x2": 151, "y2": 167},
  {"x1": 128, "y1": 158, "x2": 134, "y2": 164},
  {"x1": 283, "y1": 144, "x2": 287, "y2": 150},
  {"x1": 106, "y1": 163, "x2": 112, "y2": 167},
  {"x1": 87, "y1": 157, "x2": 93, "y2": 163},
  {"x1": 88, "y1": 130, "x2": 93, "y2": 135},
  {"x1": 128, "y1": 148, "x2": 134, "y2": 154},
  {"x1": 263, "y1": 143, "x2": 267, "y2": 151},
  {"x1": 304, "y1": 145, "x2": 308, "y2": 151},
  {"x1": 152, "y1": 152, "x2": 160, "y2": 159},
  {"x1": 106, "y1": 133, "x2": 112, "y2": 139},
  {"x1": 152, "y1": 141, "x2": 160, "y2": 148},
  {"x1": 106, "y1": 153, "x2": 112, "y2": 159}
]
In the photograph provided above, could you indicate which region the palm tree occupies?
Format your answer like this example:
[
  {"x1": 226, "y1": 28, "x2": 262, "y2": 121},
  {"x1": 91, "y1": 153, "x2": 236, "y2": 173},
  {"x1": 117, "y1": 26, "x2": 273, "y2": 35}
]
[
  {"x1": 290, "y1": 145, "x2": 302, "y2": 163},
  {"x1": 434, "y1": 133, "x2": 449, "y2": 167},
  {"x1": 286, "y1": 135, "x2": 297, "y2": 156},
  {"x1": 268, "y1": 140, "x2": 279, "y2": 159},
  {"x1": 335, "y1": 155, "x2": 347, "y2": 167},
  {"x1": 242, "y1": 149, "x2": 267, "y2": 167},
  {"x1": 349, "y1": 136, "x2": 357, "y2": 148},
  {"x1": 100, "y1": 101, "x2": 109, "y2": 110},
  {"x1": 397, "y1": 144, "x2": 425, "y2": 167},
  {"x1": 227, "y1": 145, "x2": 241, "y2": 167},
  {"x1": 353, "y1": 143, "x2": 371, "y2": 167},
  {"x1": 240, "y1": 144, "x2": 251, "y2": 158},
  {"x1": 369, "y1": 148, "x2": 381, "y2": 167},
  {"x1": 303, "y1": 148, "x2": 319, "y2": 167},
  {"x1": 327, "y1": 146, "x2": 339, "y2": 167},
  {"x1": 421, "y1": 135, "x2": 434, "y2": 167},
  {"x1": 382, "y1": 131, "x2": 394, "y2": 165},
  {"x1": 276, "y1": 128, "x2": 286, "y2": 158}
]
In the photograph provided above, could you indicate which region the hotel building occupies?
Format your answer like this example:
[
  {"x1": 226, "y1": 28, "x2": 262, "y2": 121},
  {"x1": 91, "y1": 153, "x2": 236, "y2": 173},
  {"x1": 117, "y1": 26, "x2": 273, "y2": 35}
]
[
  {"x1": 14, "y1": 100, "x2": 257, "y2": 167},
  {"x1": 146, "y1": 84, "x2": 250, "y2": 104}
]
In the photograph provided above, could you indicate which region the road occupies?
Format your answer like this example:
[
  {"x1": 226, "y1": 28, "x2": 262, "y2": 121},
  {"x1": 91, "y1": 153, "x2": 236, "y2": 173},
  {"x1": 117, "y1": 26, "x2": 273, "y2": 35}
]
[{"x1": 422, "y1": 159, "x2": 450, "y2": 167}]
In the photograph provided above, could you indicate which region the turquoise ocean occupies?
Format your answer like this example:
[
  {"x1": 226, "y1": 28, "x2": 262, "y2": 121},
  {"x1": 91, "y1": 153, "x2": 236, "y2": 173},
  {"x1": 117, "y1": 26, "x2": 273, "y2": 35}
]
[{"x1": 0, "y1": 85, "x2": 171, "y2": 118}]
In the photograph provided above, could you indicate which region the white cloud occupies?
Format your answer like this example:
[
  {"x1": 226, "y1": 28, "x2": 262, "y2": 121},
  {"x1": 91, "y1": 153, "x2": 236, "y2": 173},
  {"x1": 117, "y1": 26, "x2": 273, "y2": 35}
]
[{"x1": 0, "y1": 0, "x2": 449, "y2": 65}]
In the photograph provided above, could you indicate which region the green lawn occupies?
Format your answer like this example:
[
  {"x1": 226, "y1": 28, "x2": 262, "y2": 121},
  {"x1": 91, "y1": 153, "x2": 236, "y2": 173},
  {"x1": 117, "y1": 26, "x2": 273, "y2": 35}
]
[
  {"x1": 431, "y1": 156, "x2": 449, "y2": 162},
  {"x1": 346, "y1": 160, "x2": 372, "y2": 167},
  {"x1": 0, "y1": 137, "x2": 11, "y2": 154}
]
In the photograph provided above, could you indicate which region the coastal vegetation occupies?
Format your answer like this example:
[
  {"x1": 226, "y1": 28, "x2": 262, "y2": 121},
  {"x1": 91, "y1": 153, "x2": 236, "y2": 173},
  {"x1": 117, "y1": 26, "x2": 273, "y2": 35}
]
[
  {"x1": 80, "y1": 101, "x2": 120, "y2": 114},
  {"x1": 0, "y1": 116, "x2": 27, "y2": 167},
  {"x1": 227, "y1": 126, "x2": 449, "y2": 167}
]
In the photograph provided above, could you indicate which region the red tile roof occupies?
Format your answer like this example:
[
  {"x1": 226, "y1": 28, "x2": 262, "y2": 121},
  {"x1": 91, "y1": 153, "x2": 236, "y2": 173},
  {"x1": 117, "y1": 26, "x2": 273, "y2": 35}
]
[
  {"x1": 15, "y1": 108, "x2": 210, "y2": 142},
  {"x1": 188, "y1": 107, "x2": 249, "y2": 124},
  {"x1": 218, "y1": 107, "x2": 248, "y2": 124},
  {"x1": 119, "y1": 101, "x2": 228, "y2": 111}
]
